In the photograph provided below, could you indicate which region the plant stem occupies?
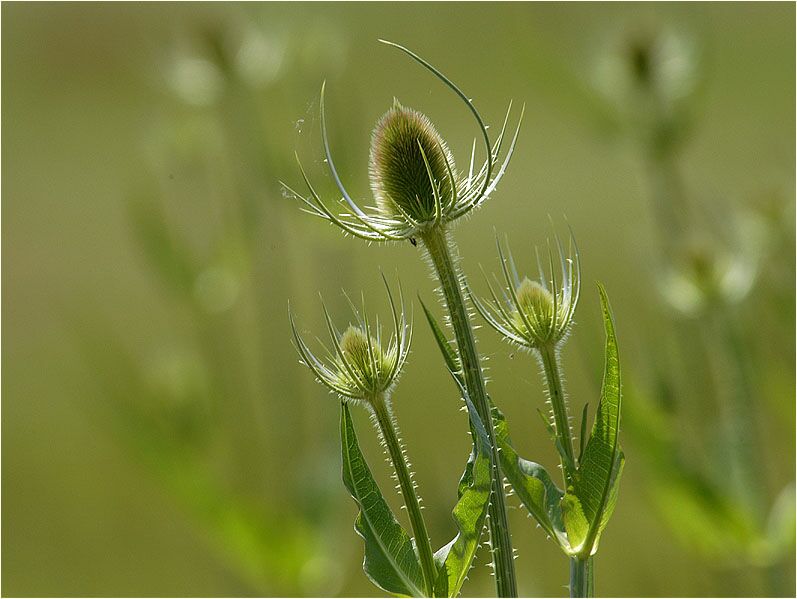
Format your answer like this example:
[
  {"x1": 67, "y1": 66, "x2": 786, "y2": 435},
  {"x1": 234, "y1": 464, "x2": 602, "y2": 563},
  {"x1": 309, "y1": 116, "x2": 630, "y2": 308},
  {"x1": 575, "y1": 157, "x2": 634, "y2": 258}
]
[
  {"x1": 371, "y1": 393, "x2": 437, "y2": 596},
  {"x1": 569, "y1": 556, "x2": 594, "y2": 598},
  {"x1": 421, "y1": 226, "x2": 518, "y2": 598},
  {"x1": 539, "y1": 343, "x2": 576, "y2": 484},
  {"x1": 541, "y1": 344, "x2": 595, "y2": 598}
]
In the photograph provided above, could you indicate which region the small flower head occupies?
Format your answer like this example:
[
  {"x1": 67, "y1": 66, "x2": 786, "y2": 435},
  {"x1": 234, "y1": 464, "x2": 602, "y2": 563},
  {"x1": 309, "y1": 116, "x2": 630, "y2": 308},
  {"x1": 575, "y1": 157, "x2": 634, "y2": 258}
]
[
  {"x1": 289, "y1": 275, "x2": 411, "y2": 404},
  {"x1": 471, "y1": 230, "x2": 581, "y2": 350},
  {"x1": 337, "y1": 325, "x2": 395, "y2": 393},
  {"x1": 283, "y1": 40, "x2": 523, "y2": 242}
]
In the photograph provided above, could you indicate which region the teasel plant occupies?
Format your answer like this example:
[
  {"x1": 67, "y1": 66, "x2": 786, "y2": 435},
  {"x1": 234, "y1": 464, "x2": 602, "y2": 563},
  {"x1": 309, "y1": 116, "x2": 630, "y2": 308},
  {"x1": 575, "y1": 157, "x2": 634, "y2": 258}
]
[
  {"x1": 284, "y1": 40, "x2": 524, "y2": 596},
  {"x1": 463, "y1": 232, "x2": 624, "y2": 598},
  {"x1": 289, "y1": 276, "x2": 493, "y2": 598}
]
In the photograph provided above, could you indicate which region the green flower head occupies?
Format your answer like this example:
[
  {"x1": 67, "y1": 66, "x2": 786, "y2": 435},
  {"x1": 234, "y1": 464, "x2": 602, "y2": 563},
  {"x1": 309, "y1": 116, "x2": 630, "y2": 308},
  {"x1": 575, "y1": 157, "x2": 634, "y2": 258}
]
[
  {"x1": 471, "y1": 230, "x2": 581, "y2": 350},
  {"x1": 284, "y1": 40, "x2": 523, "y2": 241},
  {"x1": 289, "y1": 275, "x2": 411, "y2": 404},
  {"x1": 369, "y1": 101, "x2": 456, "y2": 224}
]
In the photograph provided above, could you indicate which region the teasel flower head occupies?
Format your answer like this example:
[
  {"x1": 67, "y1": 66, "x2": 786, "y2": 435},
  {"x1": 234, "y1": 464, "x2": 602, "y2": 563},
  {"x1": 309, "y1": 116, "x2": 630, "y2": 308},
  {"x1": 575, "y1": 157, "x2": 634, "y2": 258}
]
[
  {"x1": 289, "y1": 275, "x2": 411, "y2": 405},
  {"x1": 660, "y1": 233, "x2": 759, "y2": 317},
  {"x1": 282, "y1": 40, "x2": 524, "y2": 242},
  {"x1": 470, "y1": 230, "x2": 581, "y2": 350}
]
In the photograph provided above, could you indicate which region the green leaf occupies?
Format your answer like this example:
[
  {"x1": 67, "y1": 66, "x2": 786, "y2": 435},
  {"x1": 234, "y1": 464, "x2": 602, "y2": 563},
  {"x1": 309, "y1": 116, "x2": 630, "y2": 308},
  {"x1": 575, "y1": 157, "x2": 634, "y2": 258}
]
[
  {"x1": 571, "y1": 283, "x2": 623, "y2": 556},
  {"x1": 433, "y1": 448, "x2": 492, "y2": 597},
  {"x1": 561, "y1": 493, "x2": 589, "y2": 551},
  {"x1": 419, "y1": 297, "x2": 460, "y2": 377},
  {"x1": 578, "y1": 403, "x2": 589, "y2": 463},
  {"x1": 420, "y1": 298, "x2": 490, "y2": 451},
  {"x1": 624, "y1": 383, "x2": 759, "y2": 561},
  {"x1": 129, "y1": 195, "x2": 197, "y2": 298},
  {"x1": 340, "y1": 402, "x2": 426, "y2": 597},
  {"x1": 759, "y1": 482, "x2": 796, "y2": 564},
  {"x1": 492, "y1": 404, "x2": 569, "y2": 551}
]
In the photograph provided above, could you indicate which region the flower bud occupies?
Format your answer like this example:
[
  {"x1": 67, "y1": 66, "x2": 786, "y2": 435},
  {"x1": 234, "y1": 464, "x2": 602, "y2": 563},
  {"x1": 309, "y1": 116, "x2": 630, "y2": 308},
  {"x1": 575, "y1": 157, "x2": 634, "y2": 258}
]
[
  {"x1": 512, "y1": 278, "x2": 572, "y2": 348},
  {"x1": 338, "y1": 325, "x2": 394, "y2": 395},
  {"x1": 289, "y1": 278, "x2": 410, "y2": 404},
  {"x1": 471, "y1": 234, "x2": 581, "y2": 351},
  {"x1": 369, "y1": 102, "x2": 456, "y2": 224}
]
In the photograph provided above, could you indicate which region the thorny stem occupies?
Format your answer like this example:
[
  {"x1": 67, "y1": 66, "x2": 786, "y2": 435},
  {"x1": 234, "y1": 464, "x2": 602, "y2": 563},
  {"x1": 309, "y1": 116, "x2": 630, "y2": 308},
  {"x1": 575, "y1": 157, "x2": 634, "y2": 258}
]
[
  {"x1": 569, "y1": 556, "x2": 594, "y2": 598},
  {"x1": 539, "y1": 343, "x2": 576, "y2": 485},
  {"x1": 371, "y1": 392, "x2": 437, "y2": 596},
  {"x1": 421, "y1": 226, "x2": 518, "y2": 598}
]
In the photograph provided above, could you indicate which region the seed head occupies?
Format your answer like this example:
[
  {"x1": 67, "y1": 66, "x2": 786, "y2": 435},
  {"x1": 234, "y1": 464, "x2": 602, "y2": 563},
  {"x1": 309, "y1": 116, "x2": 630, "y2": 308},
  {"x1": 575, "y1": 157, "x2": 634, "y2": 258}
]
[
  {"x1": 369, "y1": 102, "x2": 456, "y2": 224},
  {"x1": 284, "y1": 41, "x2": 523, "y2": 242}
]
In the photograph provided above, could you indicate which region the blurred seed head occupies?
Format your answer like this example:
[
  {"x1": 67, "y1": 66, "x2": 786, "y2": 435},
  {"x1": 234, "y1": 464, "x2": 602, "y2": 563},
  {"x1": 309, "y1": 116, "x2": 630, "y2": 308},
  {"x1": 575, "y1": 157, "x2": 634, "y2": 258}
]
[
  {"x1": 596, "y1": 25, "x2": 699, "y2": 108},
  {"x1": 168, "y1": 56, "x2": 224, "y2": 107},
  {"x1": 660, "y1": 233, "x2": 760, "y2": 316},
  {"x1": 234, "y1": 26, "x2": 286, "y2": 88},
  {"x1": 593, "y1": 24, "x2": 701, "y2": 155}
]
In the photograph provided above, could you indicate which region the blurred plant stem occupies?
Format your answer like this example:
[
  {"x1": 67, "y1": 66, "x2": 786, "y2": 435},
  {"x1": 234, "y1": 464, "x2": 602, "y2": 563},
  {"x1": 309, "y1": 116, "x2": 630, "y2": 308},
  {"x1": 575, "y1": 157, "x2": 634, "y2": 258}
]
[{"x1": 642, "y1": 148, "x2": 689, "y2": 257}]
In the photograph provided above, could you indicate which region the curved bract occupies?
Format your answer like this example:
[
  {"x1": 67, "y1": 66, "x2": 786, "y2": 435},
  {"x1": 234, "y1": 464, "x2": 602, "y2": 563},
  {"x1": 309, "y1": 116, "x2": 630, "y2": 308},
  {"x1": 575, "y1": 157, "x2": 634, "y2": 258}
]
[{"x1": 282, "y1": 41, "x2": 524, "y2": 241}]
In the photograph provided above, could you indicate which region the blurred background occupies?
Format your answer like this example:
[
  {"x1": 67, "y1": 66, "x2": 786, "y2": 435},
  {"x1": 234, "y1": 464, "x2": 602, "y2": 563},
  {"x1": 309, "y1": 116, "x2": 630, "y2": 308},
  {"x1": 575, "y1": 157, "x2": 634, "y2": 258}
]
[{"x1": 3, "y1": 2, "x2": 794, "y2": 597}]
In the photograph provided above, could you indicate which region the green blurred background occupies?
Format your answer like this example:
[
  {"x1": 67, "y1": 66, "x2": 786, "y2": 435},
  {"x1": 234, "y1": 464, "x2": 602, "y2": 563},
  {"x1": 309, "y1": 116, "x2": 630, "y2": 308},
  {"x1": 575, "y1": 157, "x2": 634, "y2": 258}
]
[{"x1": 3, "y1": 2, "x2": 795, "y2": 597}]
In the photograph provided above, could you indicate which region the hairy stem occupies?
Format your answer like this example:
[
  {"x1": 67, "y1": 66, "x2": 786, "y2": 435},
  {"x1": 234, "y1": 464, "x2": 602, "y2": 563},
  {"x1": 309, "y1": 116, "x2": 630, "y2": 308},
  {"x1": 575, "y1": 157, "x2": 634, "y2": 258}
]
[
  {"x1": 421, "y1": 226, "x2": 518, "y2": 598},
  {"x1": 569, "y1": 556, "x2": 594, "y2": 598},
  {"x1": 539, "y1": 343, "x2": 576, "y2": 485},
  {"x1": 541, "y1": 344, "x2": 595, "y2": 596},
  {"x1": 371, "y1": 393, "x2": 437, "y2": 596}
]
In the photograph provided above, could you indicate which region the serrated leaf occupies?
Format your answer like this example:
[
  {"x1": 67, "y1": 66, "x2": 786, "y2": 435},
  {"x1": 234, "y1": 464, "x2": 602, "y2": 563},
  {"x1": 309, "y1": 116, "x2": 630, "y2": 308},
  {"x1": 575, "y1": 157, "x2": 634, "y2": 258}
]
[
  {"x1": 433, "y1": 448, "x2": 491, "y2": 597},
  {"x1": 340, "y1": 402, "x2": 426, "y2": 597},
  {"x1": 570, "y1": 284, "x2": 622, "y2": 556},
  {"x1": 492, "y1": 404, "x2": 569, "y2": 550}
]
